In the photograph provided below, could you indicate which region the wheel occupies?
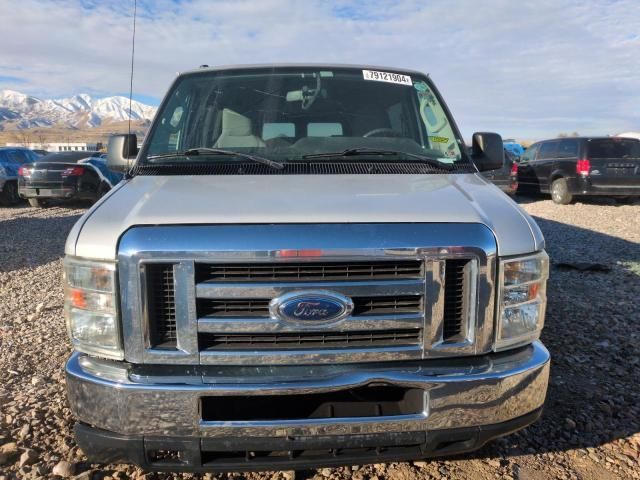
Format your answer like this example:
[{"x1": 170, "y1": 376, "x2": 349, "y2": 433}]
[
  {"x1": 28, "y1": 198, "x2": 48, "y2": 208},
  {"x1": 91, "y1": 182, "x2": 111, "y2": 205},
  {"x1": 550, "y1": 178, "x2": 572, "y2": 205},
  {"x1": 0, "y1": 181, "x2": 19, "y2": 206},
  {"x1": 97, "y1": 182, "x2": 110, "y2": 199}
]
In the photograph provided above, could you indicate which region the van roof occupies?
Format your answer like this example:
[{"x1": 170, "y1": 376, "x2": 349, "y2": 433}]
[
  {"x1": 535, "y1": 136, "x2": 640, "y2": 143},
  {"x1": 179, "y1": 63, "x2": 427, "y2": 78}
]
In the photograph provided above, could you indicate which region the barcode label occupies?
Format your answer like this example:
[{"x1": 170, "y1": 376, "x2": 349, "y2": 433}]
[{"x1": 362, "y1": 70, "x2": 412, "y2": 86}]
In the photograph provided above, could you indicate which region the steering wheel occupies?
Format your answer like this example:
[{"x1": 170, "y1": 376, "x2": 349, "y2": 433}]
[{"x1": 362, "y1": 128, "x2": 404, "y2": 138}]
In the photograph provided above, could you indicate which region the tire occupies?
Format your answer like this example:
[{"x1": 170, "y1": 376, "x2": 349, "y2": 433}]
[
  {"x1": 0, "y1": 181, "x2": 19, "y2": 206},
  {"x1": 28, "y1": 198, "x2": 48, "y2": 208},
  {"x1": 550, "y1": 178, "x2": 572, "y2": 205},
  {"x1": 97, "y1": 182, "x2": 110, "y2": 199}
]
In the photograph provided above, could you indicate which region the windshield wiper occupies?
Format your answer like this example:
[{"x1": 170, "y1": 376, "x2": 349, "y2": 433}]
[
  {"x1": 301, "y1": 148, "x2": 455, "y2": 170},
  {"x1": 146, "y1": 147, "x2": 284, "y2": 170}
]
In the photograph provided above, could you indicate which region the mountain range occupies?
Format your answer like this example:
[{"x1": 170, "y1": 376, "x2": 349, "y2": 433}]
[{"x1": 0, "y1": 89, "x2": 157, "y2": 130}]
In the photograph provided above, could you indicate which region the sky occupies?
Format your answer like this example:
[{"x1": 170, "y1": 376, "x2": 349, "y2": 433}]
[{"x1": 0, "y1": 0, "x2": 638, "y2": 139}]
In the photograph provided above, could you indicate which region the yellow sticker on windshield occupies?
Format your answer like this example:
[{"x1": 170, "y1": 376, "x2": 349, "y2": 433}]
[
  {"x1": 429, "y1": 135, "x2": 449, "y2": 143},
  {"x1": 362, "y1": 70, "x2": 412, "y2": 86}
]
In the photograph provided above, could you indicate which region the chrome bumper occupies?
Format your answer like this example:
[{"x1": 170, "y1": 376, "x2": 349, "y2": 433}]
[
  {"x1": 66, "y1": 341, "x2": 549, "y2": 438},
  {"x1": 19, "y1": 186, "x2": 74, "y2": 198}
]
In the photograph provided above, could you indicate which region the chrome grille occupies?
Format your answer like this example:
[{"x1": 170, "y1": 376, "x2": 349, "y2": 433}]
[
  {"x1": 118, "y1": 223, "x2": 496, "y2": 365},
  {"x1": 194, "y1": 260, "x2": 426, "y2": 358}
]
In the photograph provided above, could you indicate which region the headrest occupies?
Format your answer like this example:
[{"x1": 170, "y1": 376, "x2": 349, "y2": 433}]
[{"x1": 220, "y1": 108, "x2": 252, "y2": 136}]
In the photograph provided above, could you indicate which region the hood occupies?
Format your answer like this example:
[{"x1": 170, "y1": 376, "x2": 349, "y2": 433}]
[{"x1": 66, "y1": 173, "x2": 544, "y2": 260}]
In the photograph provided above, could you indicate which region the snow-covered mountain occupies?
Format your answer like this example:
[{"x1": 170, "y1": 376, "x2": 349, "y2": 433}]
[{"x1": 0, "y1": 90, "x2": 157, "y2": 129}]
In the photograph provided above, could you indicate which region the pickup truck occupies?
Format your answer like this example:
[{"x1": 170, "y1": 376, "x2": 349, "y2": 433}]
[{"x1": 63, "y1": 64, "x2": 550, "y2": 472}]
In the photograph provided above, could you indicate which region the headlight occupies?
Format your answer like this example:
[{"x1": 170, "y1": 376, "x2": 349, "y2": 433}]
[
  {"x1": 63, "y1": 257, "x2": 123, "y2": 360},
  {"x1": 495, "y1": 251, "x2": 549, "y2": 351},
  {"x1": 0, "y1": 166, "x2": 6, "y2": 178}
]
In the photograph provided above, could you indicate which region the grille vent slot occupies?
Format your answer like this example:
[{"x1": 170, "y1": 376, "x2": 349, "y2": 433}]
[
  {"x1": 146, "y1": 263, "x2": 178, "y2": 349},
  {"x1": 352, "y1": 296, "x2": 422, "y2": 316},
  {"x1": 199, "y1": 329, "x2": 421, "y2": 350},
  {"x1": 133, "y1": 161, "x2": 475, "y2": 176},
  {"x1": 198, "y1": 298, "x2": 269, "y2": 318},
  {"x1": 195, "y1": 261, "x2": 423, "y2": 283},
  {"x1": 442, "y1": 259, "x2": 470, "y2": 341}
]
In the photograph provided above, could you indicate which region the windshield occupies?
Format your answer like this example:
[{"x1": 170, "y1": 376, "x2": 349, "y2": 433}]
[
  {"x1": 588, "y1": 138, "x2": 640, "y2": 159},
  {"x1": 142, "y1": 67, "x2": 467, "y2": 165}
]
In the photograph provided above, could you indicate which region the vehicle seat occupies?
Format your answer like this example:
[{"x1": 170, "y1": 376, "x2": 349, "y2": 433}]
[{"x1": 213, "y1": 109, "x2": 266, "y2": 148}]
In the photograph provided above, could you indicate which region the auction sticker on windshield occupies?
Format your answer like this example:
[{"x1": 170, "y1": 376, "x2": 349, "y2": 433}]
[{"x1": 362, "y1": 70, "x2": 412, "y2": 86}]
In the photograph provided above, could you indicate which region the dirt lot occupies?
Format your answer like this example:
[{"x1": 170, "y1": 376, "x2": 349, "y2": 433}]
[{"x1": 0, "y1": 198, "x2": 639, "y2": 480}]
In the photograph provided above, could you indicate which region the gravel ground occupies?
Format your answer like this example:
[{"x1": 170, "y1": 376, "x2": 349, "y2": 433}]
[{"x1": 0, "y1": 197, "x2": 639, "y2": 480}]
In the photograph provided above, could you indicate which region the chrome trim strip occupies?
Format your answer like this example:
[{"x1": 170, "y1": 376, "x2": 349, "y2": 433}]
[
  {"x1": 198, "y1": 413, "x2": 429, "y2": 436},
  {"x1": 195, "y1": 279, "x2": 425, "y2": 299},
  {"x1": 199, "y1": 346, "x2": 423, "y2": 365},
  {"x1": 174, "y1": 261, "x2": 199, "y2": 360},
  {"x1": 197, "y1": 313, "x2": 425, "y2": 333},
  {"x1": 66, "y1": 341, "x2": 549, "y2": 437}
]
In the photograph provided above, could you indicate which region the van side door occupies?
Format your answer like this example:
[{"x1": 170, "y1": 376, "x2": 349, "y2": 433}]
[
  {"x1": 517, "y1": 143, "x2": 539, "y2": 189},
  {"x1": 534, "y1": 141, "x2": 559, "y2": 193},
  {"x1": 554, "y1": 138, "x2": 579, "y2": 182}
]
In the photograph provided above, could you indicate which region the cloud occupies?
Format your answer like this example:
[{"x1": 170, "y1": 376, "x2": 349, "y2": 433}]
[{"x1": 0, "y1": 0, "x2": 638, "y2": 138}]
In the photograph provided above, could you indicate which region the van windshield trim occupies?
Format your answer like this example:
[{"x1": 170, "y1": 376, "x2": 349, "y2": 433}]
[{"x1": 138, "y1": 66, "x2": 472, "y2": 170}]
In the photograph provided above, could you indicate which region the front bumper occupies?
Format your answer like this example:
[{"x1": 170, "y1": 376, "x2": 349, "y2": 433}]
[{"x1": 66, "y1": 341, "x2": 550, "y2": 471}]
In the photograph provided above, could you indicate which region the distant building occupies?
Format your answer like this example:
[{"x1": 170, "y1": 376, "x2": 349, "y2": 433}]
[{"x1": 5, "y1": 141, "x2": 98, "y2": 152}]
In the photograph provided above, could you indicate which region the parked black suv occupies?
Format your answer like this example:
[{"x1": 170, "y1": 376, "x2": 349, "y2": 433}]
[{"x1": 517, "y1": 137, "x2": 640, "y2": 204}]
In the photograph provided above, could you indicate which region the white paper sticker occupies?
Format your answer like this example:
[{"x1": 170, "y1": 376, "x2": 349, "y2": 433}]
[{"x1": 362, "y1": 69, "x2": 412, "y2": 86}]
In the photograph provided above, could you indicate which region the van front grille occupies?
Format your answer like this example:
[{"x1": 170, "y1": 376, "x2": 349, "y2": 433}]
[{"x1": 139, "y1": 251, "x2": 480, "y2": 364}]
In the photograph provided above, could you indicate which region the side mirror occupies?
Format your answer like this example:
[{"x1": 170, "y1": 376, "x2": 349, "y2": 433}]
[
  {"x1": 471, "y1": 132, "x2": 504, "y2": 172},
  {"x1": 107, "y1": 134, "x2": 138, "y2": 172}
]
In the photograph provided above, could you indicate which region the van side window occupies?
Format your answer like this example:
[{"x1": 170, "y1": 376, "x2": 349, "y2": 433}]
[
  {"x1": 538, "y1": 142, "x2": 558, "y2": 160},
  {"x1": 7, "y1": 151, "x2": 29, "y2": 164},
  {"x1": 557, "y1": 139, "x2": 578, "y2": 158},
  {"x1": 520, "y1": 144, "x2": 538, "y2": 163}
]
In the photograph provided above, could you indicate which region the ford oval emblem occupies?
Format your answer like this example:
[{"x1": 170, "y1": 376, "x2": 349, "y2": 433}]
[{"x1": 270, "y1": 291, "x2": 353, "y2": 324}]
